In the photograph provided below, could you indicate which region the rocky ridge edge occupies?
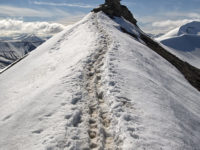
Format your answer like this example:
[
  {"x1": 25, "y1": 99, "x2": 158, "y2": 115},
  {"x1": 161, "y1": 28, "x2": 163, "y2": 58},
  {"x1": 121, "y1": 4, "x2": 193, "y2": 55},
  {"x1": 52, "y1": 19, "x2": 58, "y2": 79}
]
[{"x1": 92, "y1": 0, "x2": 137, "y2": 25}]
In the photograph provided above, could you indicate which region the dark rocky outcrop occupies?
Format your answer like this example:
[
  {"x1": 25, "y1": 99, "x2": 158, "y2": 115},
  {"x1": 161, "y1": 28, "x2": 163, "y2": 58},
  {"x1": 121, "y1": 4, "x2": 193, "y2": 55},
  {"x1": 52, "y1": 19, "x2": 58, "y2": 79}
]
[{"x1": 92, "y1": 0, "x2": 137, "y2": 25}]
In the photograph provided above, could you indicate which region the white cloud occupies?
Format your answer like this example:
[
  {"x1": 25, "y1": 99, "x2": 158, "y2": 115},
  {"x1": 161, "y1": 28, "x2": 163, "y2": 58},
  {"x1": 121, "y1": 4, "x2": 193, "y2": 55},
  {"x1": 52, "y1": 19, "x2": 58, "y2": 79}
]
[
  {"x1": 33, "y1": 1, "x2": 95, "y2": 8},
  {"x1": 0, "y1": 19, "x2": 65, "y2": 37},
  {"x1": 0, "y1": 5, "x2": 86, "y2": 38},
  {"x1": 137, "y1": 10, "x2": 200, "y2": 34},
  {"x1": 0, "y1": 5, "x2": 84, "y2": 37},
  {"x1": 165, "y1": 12, "x2": 200, "y2": 19},
  {"x1": 151, "y1": 11, "x2": 200, "y2": 32}
]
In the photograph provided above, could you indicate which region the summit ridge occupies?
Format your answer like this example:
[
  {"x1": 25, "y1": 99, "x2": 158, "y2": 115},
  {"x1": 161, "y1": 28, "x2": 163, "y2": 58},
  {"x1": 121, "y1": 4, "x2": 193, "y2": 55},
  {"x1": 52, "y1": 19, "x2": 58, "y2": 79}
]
[{"x1": 92, "y1": 0, "x2": 137, "y2": 25}]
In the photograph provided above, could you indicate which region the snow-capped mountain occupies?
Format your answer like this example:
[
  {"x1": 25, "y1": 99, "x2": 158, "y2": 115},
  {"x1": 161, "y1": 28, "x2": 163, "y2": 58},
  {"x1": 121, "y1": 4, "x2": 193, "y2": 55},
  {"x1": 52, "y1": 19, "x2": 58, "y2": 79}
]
[
  {"x1": 0, "y1": 35, "x2": 45, "y2": 69},
  {"x1": 0, "y1": 1, "x2": 200, "y2": 150},
  {"x1": 157, "y1": 21, "x2": 200, "y2": 68}
]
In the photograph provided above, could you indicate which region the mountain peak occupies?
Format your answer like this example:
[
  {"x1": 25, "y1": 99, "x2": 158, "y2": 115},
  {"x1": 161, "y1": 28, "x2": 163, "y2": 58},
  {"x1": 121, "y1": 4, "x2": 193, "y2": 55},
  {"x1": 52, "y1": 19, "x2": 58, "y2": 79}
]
[{"x1": 92, "y1": 0, "x2": 137, "y2": 25}]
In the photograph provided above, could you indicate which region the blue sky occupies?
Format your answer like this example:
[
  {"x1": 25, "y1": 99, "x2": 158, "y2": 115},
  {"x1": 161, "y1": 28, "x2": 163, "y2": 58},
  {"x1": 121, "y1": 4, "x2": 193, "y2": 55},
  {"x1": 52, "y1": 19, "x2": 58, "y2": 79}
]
[{"x1": 0, "y1": 0, "x2": 200, "y2": 34}]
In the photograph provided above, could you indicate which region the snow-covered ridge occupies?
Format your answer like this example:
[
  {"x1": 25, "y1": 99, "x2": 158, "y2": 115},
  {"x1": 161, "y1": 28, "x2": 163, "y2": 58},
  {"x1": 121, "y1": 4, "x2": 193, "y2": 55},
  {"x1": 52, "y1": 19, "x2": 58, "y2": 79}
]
[{"x1": 0, "y1": 12, "x2": 200, "y2": 150}]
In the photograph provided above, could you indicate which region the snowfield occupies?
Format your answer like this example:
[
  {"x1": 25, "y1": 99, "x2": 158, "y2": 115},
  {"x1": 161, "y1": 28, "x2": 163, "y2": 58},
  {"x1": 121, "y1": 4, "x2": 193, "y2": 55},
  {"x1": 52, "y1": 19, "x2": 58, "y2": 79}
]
[{"x1": 0, "y1": 12, "x2": 200, "y2": 150}]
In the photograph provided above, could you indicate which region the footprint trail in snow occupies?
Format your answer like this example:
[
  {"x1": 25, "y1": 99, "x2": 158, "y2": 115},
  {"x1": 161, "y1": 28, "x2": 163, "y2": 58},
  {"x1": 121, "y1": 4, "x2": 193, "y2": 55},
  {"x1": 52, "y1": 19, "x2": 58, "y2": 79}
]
[{"x1": 84, "y1": 14, "x2": 115, "y2": 150}]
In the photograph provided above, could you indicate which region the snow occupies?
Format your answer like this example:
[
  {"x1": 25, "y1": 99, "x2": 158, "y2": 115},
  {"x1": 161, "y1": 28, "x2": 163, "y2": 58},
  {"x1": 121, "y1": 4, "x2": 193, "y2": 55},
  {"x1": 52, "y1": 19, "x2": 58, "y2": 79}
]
[
  {"x1": 98, "y1": 13, "x2": 200, "y2": 149},
  {"x1": 0, "y1": 12, "x2": 200, "y2": 150},
  {"x1": 160, "y1": 43, "x2": 200, "y2": 69},
  {"x1": 156, "y1": 21, "x2": 200, "y2": 68}
]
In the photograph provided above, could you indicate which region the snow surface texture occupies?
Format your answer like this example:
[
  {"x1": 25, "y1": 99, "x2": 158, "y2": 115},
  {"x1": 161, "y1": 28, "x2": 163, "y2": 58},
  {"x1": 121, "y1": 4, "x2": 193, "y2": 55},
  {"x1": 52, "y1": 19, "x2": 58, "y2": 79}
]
[
  {"x1": 0, "y1": 12, "x2": 200, "y2": 150},
  {"x1": 156, "y1": 21, "x2": 200, "y2": 68}
]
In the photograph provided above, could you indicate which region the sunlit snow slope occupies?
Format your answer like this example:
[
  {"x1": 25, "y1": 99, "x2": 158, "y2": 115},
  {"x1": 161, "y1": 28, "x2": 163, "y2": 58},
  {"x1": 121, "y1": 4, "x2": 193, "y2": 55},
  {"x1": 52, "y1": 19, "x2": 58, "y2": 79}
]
[
  {"x1": 157, "y1": 21, "x2": 200, "y2": 68},
  {"x1": 0, "y1": 12, "x2": 200, "y2": 150}
]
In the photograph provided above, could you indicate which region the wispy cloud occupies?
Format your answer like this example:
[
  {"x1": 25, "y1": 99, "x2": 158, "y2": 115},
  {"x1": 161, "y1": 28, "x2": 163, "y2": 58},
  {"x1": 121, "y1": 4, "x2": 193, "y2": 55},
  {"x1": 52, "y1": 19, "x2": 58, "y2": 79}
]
[
  {"x1": 33, "y1": 1, "x2": 95, "y2": 8},
  {"x1": 56, "y1": 14, "x2": 86, "y2": 25},
  {"x1": 0, "y1": 5, "x2": 48, "y2": 17},
  {"x1": 0, "y1": 5, "x2": 71, "y2": 18},
  {"x1": 164, "y1": 12, "x2": 200, "y2": 19}
]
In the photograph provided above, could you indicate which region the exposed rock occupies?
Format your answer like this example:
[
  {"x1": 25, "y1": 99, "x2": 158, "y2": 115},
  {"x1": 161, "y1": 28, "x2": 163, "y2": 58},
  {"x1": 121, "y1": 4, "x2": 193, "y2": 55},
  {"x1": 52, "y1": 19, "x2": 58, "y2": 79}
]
[{"x1": 92, "y1": 0, "x2": 137, "y2": 25}]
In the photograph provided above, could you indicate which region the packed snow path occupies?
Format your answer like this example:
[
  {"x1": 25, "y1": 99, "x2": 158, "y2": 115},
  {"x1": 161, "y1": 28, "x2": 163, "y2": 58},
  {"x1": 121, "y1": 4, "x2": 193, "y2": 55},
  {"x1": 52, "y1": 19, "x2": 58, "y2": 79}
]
[{"x1": 84, "y1": 14, "x2": 114, "y2": 149}]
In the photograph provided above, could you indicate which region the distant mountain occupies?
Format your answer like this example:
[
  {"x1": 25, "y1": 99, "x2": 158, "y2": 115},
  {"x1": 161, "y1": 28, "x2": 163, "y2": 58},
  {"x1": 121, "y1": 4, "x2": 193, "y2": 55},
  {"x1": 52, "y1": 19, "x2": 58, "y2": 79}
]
[
  {"x1": 157, "y1": 21, "x2": 200, "y2": 68},
  {"x1": 0, "y1": 34, "x2": 45, "y2": 69},
  {"x1": 19, "y1": 34, "x2": 45, "y2": 43}
]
